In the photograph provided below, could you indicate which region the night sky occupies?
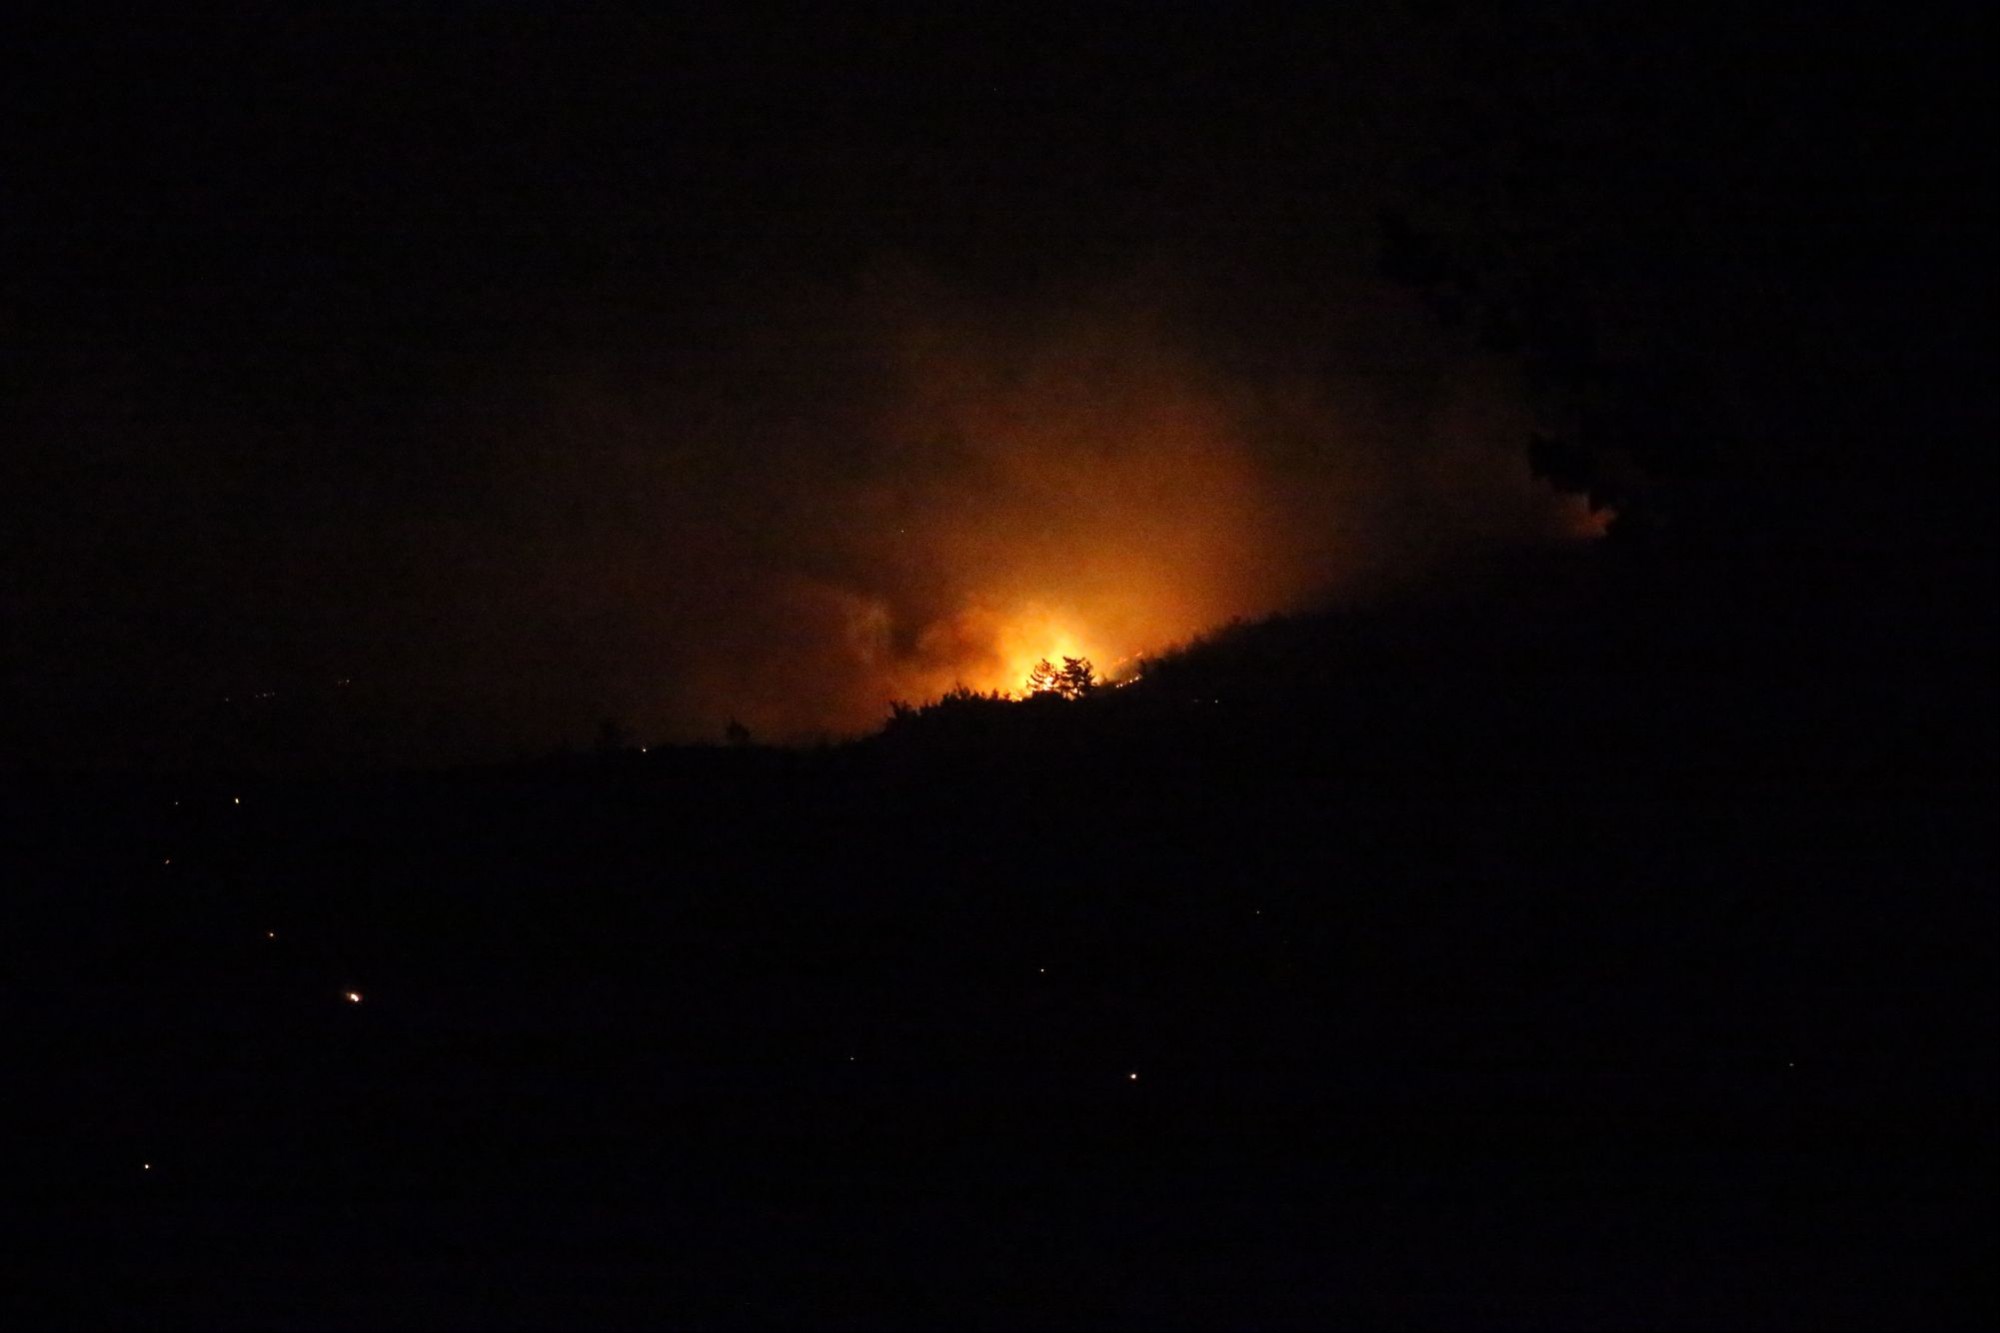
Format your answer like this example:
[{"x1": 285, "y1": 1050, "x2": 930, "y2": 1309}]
[{"x1": 6, "y1": 5, "x2": 1989, "y2": 768}]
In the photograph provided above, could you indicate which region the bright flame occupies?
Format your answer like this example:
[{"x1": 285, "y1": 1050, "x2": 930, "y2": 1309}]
[{"x1": 984, "y1": 602, "x2": 1113, "y2": 696}]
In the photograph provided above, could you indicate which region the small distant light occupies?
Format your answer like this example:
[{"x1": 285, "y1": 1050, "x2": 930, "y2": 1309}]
[
  {"x1": 345, "y1": 991, "x2": 362, "y2": 1004},
  {"x1": 142, "y1": 1162, "x2": 151, "y2": 1171},
  {"x1": 232, "y1": 797, "x2": 240, "y2": 805},
  {"x1": 163, "y1": 858, "x2": 172, "y2": 866},
  {"x1": 266, "y1": 931, "x2": 277, "y2": 940},
  {"x1": 1128, "y1": 1072, "x2": 1139, "y2": 1081},
  {"x1": 640, "y1": 747, "x2": 648, "y2": 753}
]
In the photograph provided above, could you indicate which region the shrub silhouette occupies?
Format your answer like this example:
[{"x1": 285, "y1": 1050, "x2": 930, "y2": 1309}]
[{"x1": 884, "y1": 684, "x2": 1014, "y2": 740}]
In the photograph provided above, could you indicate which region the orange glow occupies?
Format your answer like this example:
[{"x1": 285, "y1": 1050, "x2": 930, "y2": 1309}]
[
  {"x1": 987, "y1": 605, "x2": 1106, "y2": 696},
  {"x1": 506, "y1": 271, "x2": 1621, "y2": 746},
  {"x1": 1557, "y1": 494, "x2": 1617, "y2": 540}
]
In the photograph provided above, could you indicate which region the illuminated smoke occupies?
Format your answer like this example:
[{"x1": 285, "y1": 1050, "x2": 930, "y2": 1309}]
[{"x1": 409, "y1": 265, "x2": 1598, "y2": 748}]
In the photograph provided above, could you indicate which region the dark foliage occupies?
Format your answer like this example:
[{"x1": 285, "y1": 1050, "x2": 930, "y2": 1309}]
[
  {"x1": 1056, "y1": 656, "x2": 1097, "y2": 700},
  {"x1": 7, "y1": 536, "x2": 1990, "y2": 1329},
  {"x1": 1025, "y1": 658, "x2": 1060, "y2": 697}
]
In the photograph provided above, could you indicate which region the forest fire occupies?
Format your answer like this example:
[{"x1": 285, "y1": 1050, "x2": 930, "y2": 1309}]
[{"x1": 987, "y1": 606, "x2": 1110, "y2": 698}]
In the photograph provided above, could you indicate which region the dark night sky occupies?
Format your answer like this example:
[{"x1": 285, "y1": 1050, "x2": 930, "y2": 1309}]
[{"x1": 4, "y1": 5, "x2": 1989, "y2": 768}]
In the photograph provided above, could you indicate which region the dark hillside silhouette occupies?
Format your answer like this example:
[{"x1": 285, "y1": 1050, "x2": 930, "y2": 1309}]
[{"x1": 9, "y1": 529, "x2": 1990, "y2": 1327}]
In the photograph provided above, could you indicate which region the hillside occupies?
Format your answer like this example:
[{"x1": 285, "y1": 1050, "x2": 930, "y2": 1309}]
[{"x1": 7, "y1": 539, "x2": 1991, "y2": 1329}]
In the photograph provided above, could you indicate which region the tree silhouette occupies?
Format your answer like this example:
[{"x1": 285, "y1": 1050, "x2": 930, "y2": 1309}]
[
  {"x1": 1057, "y1": 656, "x2": 1097, "y2": 700},
  {"x1": 1026, "y1": 656, "x2": 1097, "y2": 700},
  {"x1": 724, "y1": 718, "x2": 752, "y2": 747}
]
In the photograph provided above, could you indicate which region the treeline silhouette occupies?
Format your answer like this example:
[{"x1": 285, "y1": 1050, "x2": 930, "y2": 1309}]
[{"x1": 7, "y1": 533, "x2": 1989, "y2": 1329}]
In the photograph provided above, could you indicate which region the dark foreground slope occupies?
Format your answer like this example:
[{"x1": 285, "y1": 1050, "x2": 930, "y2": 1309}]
[{"x1": 5, "y1": 545, "x2": 1993, "y2": 1330}]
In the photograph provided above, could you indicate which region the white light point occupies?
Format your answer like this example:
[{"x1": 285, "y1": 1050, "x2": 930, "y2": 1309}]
[
  {"x1": 345, "y1": 991, "x2": 363, "y2": 1004},
  {"x1": 1128, "y1": 1072, "x2": 1139, "y2": 1082}
]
